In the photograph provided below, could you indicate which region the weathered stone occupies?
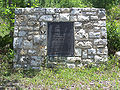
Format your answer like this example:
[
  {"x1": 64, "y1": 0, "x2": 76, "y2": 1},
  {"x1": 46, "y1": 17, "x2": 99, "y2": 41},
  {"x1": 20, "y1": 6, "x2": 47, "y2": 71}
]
[
  {"x1": 61, "y1": 8, "x2": 70, "y2": 13},
  {"x1": 93, "y1": 27, "x2": 100, "y2": 31},
  {"x1": 20, "y1": 49, "x2": 27, "y2": 55},
  {"x1": 20, "y1": 56, "x2": 26, "y2": 63},
  {"x1": 98, "y1": 21, "x2": 106, "y2": 26},
  {"x1": 46, "y1": 8, "x2": 55, "y2": 14},
  {"x1": 88, "y1": 48, "x2": 96, "y2": 54},
  {"x1": 70, "y1": 15, "x2": 77, "y2": 21},
  {"x1": 98, "y1": 10, "x2": 106, "y2": 19},
  {"x1": 75, "y1": 41, "x2": 92, "y2": 48},
  {"x1": 67, "y1": 57, "x2": 81, "y2": 63},
  {"x1": 33, "y1": 35, "x2": 47, "y2": 45},
  {"x1": 13, "y1": 37, "x2": 19, "y2": 49},
  {"x1": 19, "y1": 26, "x2": 33, "y2": 31},
  {"x1": 23, "y1": 40, "x2": 33, "y2": 49},
  {"x1": 59, "y1": 13, "x2": 69, "y2": 21},
  {"x1": 23, "y1": 8, "x2": 34, "y2": 14},
  {"x1": 28, "y1": 15, "x2": 37, "y2": 21},
  {"x1": 75, "y1": 29, "x2": 88, "y2": 39},
  {"x1": 71, "y1": 8, "x2": 80, "y2": 14},
  {"x1": 14, "y1": 8, "x2": 108, "y2": 69},
  {"x1": 74, "y1": 22, "x2": 82, "y2": 27},
  {"x1": 39, "y1": 15, "x2": 53, "y2": 21},
  {"x1": 97, "y1": 48, "x2": 108, "y2": 55},
  {"x1": 19, "y1": 31, "x2": 27, "y2": 36},
  {"x1": 34, "y1": 8, "x2": 45, "y2": 13},
  {"x1": 55, "y1": 8, "x2": 61, "y2": 13},
  {"x1": 94, "y1": 39, "x2": 107, "y2": 45},
  {"x1": 82, "y1": 11, "x2": 96, "y2": 16},
  {"x1": 78, "y1": 16, "x2": 89, "y2": 21},
  {"x1": 15, "y1": 8, "x2": 22, "y2": 15},
  {"x1": 53, "y1": 13, "x2": 60, "y2": 21},
  {"x1": 88, "y1": 55, "x2": 94, "y2": 59},
  {"x1": 34, "y1": 26, "x2": 39, "y2": 30},
  {"x1": 14, "y1": 26, "x2": 19, "y2": 36},
  {"x1": 89, "y1": 32, "x2": 101, "y2": 39},
  {"x1": 33, "y1": 35, "x2": 40, "y2": 44},
  {"x1": 28, "y1": 21, "x2": 36, "y2": 26},
  {"x1": 83, "y1": 22, "x2": 93, "y2": 29},
  {"x1": 91, "y1": 16, "x2": 98, "y2": 20},
  {"x1": 75, "y1": 48, "x2": 82, "y2": 56},
  {"x1": 27, "y1": 35, "x2": 32, "y2": 41},
  {"x1": 83, "y1": 59, "x2": 93, "y2": 63},
  {"x1": 94, "y1": 55, "x2": 103, "y2": 62},
  {"x1": 28, "y1": 49, "x2": 37, "y2": 55},
  {"x1": 101, "y1": 31, "x2": 107, "y2": 39},
  {"x1": 82, "y1": 50, "x2": 87, "y2": 58}
]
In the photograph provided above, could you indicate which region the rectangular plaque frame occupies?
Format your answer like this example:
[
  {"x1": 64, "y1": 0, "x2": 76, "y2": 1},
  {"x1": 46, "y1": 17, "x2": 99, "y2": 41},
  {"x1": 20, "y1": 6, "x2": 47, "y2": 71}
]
[{"x1": 47, "y1": 22, "x2": 74, "y2": 57}]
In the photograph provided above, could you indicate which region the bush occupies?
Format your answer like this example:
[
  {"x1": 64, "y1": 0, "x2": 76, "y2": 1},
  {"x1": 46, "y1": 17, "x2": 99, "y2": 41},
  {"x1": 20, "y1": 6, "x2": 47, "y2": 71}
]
[{"x1": 107, "y1": 5, "x2": 120, "y2": 55}]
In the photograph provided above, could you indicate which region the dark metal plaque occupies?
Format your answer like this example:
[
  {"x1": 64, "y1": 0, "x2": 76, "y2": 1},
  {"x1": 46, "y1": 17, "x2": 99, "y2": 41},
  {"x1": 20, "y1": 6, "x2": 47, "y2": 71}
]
[{"x1": 47, "y1": 22, "x2": 74, "y2": 56}]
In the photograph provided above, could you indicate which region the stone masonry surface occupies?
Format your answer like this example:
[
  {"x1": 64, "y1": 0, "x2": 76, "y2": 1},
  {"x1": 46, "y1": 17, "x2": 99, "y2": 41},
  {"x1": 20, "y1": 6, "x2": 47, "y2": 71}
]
[{"x1": 14, "y1": 8, "x2": 108, "y2": 69}]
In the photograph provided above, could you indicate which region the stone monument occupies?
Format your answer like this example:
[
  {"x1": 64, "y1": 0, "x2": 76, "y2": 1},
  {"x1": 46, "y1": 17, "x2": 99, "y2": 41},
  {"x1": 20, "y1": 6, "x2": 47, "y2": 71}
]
[{"x1": 13, "y1": 8, "x2": 108, "y2": 69}]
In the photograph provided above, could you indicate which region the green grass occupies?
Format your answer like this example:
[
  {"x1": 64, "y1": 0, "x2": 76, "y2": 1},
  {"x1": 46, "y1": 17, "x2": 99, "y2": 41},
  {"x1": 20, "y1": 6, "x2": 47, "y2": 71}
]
[{"x1": 1, "y1": 64, "x2": 120, "y2": 89}]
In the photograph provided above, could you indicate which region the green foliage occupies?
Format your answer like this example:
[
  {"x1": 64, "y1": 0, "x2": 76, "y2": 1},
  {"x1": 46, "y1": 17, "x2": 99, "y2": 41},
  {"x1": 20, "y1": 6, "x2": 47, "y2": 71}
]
[
  {"x1": 107, "y1": 6, "x2": 120, "y2": 55},
  {"x1": 86, "y1": 0, "x2": 120, "y2": 10},
  {"x1": 0, "y1": 49, "x2": 14, "y2": 76}
]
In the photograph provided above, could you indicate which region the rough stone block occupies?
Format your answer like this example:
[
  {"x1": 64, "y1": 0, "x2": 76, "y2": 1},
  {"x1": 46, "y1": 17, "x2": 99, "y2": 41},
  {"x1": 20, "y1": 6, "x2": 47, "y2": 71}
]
[
  {"x1": 23, "y1": 40, "x2": 33, "y2": 49},
  {"x1": 39, "y1": 15, "x2": 53, "y2": 21},
  {"x1": 59, "y1": 13, "x2": 69, "y2": 21},
  {"x1": 78, "y1": 16, "x2": 89, "y2": 21},
  {"x1": 82, "y1": 50, "x2": 87, "y2": 58},
  {"x1": 19, "y1": 31, "x2": 27, "y2": 36},
  {"x1": 61, "y1": 8, "x2": 70, "y2": 13},
  {"x1": 94, "y1": 39, "x2": 107, "y2": 45},
  {"x1": 75, "y1": 48, "x2": 82, "y2": 56},
  {"x1": 70, "y1": 15, "x2": 77, "y2": 21},
  {"x1": 46, "y1": 8, "x2": 55, "y2": 14},
  {"x1": 91, "y1": 16, "x2": 98, "y2": 20},
  {"x1": 88, "y1": 48, "x2": 96, "y2": 54},
  {"x1": 89, "y1": 32, "x2": 101, "y2": 39},
  {"x1": 75, "y1": 41, "x2": 92, "y2": 48}
]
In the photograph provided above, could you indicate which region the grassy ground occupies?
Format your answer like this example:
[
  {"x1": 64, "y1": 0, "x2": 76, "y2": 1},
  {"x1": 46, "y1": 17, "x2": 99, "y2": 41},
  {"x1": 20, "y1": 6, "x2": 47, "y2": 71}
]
[{"x1": 1, "y1": 64, "x2": 120, "y2": 90}]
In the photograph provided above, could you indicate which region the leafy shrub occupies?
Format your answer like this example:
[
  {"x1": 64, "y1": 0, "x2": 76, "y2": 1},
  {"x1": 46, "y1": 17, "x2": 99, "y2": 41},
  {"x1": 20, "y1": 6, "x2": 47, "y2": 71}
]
[
  {"x1": 107, "y1": 5, "x2": 120, "y2": 55},
  {"x1": 0, "y1": 49, "x2": 14, "y2": 76}
]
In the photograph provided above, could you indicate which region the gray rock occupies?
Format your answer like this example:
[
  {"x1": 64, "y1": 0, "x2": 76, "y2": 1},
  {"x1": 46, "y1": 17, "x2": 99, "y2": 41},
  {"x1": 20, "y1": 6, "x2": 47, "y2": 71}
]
[
  {"x1": 75, "y1": 41, "x2": 92, "y2": 48},
  {"x1": 82, "y1": 50, "x2": 87, "y2": 58},
  {"x1": 98, "y1": 21, "x2": 106, "y2": 26},
  {"x1": 75, "y1": 48, "x2": 82, "y2": 56},
  {"x1": 28, "y1": 50, "x2": 37, "y2": 55},
  {"x1": 88, "y1": 48, "x2": 96, "y2": 54},
  {"x1": 19, "y1": 31, "x2": 27, "y2": 36},
  {"x1": 94, "y1": 39, "x2": 107, "y2": 45},
  {"x1": 59, "y1": 13, "x2": 69, "y2": 21},
  {"x1": 39, "y1": 15, "x2": 53, "y2": 21},
  {"x1": 61, "y1": 8, "x2": 70, "y2": 13},
  {"x1": 89, "y1": 32, "x2": 101, "y2": 39},
  {"x1": 91, "y1": 16, "x2": 98, "y2": 20},
  {"x1": 78, "y1": 16, "x2": 89, "y2": 21},
  {"x1": 23, "y1": 40, "x2": 33, "y2": 49},
  {"x1": 19, "y1": 26, "x2": 33, "y2": 31},
  {"x1": 70, "y1": 15, "x2": 77, "y2": 21},
  {"x1": 46, "y1": 8, "x2": 55, "y2": 14}
]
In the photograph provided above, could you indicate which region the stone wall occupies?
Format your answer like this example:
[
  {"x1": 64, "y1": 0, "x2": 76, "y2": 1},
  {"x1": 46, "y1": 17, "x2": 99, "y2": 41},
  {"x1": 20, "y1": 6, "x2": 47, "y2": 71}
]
[{"x1": 14, "y1": 8, "x2": 108, "y2": 69}]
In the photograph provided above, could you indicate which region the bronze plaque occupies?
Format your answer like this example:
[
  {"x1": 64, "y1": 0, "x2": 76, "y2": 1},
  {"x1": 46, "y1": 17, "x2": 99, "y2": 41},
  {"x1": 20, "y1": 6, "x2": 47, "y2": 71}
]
[{"x1": 47, "y1": 22, "x2": 74, "y2": 56}]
